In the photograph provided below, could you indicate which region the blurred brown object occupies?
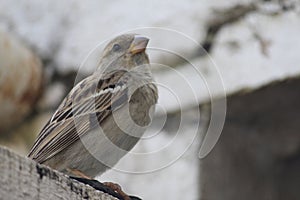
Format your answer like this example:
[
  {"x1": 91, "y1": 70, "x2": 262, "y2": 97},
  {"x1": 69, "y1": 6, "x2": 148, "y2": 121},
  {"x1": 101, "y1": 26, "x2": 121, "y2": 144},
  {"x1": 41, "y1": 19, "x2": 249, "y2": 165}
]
[{"x1": 0, "y1": 29, "x2": 43, "y2": 133}]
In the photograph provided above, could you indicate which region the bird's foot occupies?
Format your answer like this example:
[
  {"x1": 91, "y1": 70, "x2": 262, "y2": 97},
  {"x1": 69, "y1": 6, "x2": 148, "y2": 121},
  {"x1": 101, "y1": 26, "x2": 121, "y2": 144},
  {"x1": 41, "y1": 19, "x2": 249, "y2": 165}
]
[
  {"x1": 103, "y1": 182, "x2": 132, "y2": 200},
  {"x1": 70, "y1": 176, "x2": 141, "y2": 200}
]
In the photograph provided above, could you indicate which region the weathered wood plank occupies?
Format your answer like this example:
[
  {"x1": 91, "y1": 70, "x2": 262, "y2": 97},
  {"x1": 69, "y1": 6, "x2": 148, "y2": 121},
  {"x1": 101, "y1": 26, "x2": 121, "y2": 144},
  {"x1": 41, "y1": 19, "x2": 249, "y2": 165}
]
[{"x1": 0, "y1": 146, "x2": 117, "y2": 200}]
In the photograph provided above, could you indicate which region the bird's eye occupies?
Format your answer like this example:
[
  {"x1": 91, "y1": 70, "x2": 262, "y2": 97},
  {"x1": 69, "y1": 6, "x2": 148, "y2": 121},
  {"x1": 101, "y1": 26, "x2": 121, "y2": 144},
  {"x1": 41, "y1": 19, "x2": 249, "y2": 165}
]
[{"x1": 112, "y1": 44, "x2": 121, "y2": 52}]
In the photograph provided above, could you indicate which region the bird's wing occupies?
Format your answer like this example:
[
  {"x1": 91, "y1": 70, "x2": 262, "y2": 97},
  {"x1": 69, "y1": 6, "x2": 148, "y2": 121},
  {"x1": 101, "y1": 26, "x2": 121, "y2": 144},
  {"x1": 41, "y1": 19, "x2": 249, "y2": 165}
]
[{"x1": 28, "y1": 70, "x2": 130, "y2": 163}]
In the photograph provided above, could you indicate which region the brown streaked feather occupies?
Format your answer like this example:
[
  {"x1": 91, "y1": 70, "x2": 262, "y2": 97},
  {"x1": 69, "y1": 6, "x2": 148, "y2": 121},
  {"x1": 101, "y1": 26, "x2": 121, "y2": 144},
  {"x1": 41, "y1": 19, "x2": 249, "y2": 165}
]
[{"x1": 28, "y1": 70, "x2": 130, "y2": 163}]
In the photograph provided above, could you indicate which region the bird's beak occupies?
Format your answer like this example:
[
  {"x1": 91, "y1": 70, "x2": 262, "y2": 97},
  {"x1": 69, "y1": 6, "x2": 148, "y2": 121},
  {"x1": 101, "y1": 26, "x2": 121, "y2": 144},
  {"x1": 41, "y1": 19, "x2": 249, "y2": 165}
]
[{"x1": 129, "y1": 35, "x2": 149, "y2": 55}]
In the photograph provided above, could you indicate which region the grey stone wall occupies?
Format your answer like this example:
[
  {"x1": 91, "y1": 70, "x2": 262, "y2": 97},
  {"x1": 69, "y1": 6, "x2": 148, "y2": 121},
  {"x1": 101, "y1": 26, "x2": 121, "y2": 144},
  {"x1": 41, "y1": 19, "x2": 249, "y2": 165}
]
[{"x1": 200, "y1": 77, "x2": 300, "y2": 200}]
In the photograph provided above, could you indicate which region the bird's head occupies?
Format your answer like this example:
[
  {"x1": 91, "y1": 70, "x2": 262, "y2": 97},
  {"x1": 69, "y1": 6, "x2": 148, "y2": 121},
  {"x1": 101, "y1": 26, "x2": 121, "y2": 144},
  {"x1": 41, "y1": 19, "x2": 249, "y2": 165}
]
[{"x1": 98, "y1": 34, "x2": 150, "y2": 72}]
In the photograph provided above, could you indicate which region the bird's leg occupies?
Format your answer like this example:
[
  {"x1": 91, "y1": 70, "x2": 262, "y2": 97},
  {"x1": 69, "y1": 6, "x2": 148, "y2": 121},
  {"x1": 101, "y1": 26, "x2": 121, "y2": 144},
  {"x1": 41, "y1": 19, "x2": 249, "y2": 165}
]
[{"x1": 67, "y1": 168, "x2": 92, "y2": 179}]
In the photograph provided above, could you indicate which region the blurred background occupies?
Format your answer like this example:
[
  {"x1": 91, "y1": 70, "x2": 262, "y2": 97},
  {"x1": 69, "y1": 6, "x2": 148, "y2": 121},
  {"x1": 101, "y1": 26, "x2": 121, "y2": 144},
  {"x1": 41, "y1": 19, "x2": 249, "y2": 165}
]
[{"x1": 0, "y1": 0, "x2": 300, "y2": 199}]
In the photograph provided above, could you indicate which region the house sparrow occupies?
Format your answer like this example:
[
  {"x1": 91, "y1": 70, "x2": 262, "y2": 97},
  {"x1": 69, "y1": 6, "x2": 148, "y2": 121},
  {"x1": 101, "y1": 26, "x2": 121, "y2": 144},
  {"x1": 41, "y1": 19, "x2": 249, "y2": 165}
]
[{"x1": 28, "y1": 34, "x2": 158, "y2": 180}]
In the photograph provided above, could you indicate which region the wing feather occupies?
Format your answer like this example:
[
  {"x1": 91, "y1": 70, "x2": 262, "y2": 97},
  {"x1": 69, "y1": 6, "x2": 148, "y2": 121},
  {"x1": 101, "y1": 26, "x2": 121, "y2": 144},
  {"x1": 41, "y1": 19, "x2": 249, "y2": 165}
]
[{"x1": 28, "y1": 70, "x2": 129, "y2": 163}]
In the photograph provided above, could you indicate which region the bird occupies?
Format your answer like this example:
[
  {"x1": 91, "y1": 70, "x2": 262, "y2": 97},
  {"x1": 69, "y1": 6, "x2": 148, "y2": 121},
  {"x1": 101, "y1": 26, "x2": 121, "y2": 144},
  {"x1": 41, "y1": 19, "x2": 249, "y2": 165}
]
[{"x1": 28, "y1": 34, "x2": 158, "y2": 183}]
